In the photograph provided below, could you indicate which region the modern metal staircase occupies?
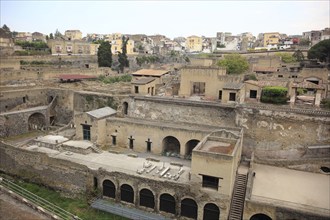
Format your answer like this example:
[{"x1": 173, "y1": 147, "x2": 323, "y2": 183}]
[{"x1": 228, "y1": 172, "x2": 248, "y2": 220}]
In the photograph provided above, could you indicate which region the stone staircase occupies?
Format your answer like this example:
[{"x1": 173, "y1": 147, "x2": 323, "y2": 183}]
[
  {"x1": 90, "y1": 144, "x2": 102, "y2": 153},
  {"x1": 228, "y1": 170, "x2": 248, "y2": 220}
]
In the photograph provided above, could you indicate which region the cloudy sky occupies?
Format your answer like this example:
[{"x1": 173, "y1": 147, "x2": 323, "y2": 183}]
[{"x1": 1, "y1": 0, "x2": 329, "y2": 39}]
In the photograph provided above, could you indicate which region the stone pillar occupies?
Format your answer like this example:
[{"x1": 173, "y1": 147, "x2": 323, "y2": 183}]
[
  {"x1": 154, "y1": 193, "x2": 159, "y2": 212},
  {"x1": 289, "y1": 88, "x2": 296, "y2": 105},
  {"x1": 315, "y1": 90, "x2": 322, "y2": 107}
]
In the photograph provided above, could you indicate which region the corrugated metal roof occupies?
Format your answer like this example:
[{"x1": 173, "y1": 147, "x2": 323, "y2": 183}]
[
  {"x1": 132, "y1": 69, "x2": 170, "y2": 77},
  {"x1": 131, "y1": 77, "x2": 155, "y2": 85},
  {"x1": 86, "y1": 107, "x2": 116, "y2": 119},
  {"x1": 223, "y1": 82, "x2": 244, "y2": 90}
]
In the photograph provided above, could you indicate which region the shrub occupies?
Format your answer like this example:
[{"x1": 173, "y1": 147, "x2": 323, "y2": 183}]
[
  {"x1": 320, "y1": 98, "x2": 330, "y2": 109},
  {"x1": 99, "y1": 74, "x2": 132, "y2": 84},
  {"x1": 261, "y1": 86, "x2": 288, "y2": 104}
]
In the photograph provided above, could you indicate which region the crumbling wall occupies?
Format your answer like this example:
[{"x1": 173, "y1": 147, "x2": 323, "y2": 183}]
[
  {"x1": 73, "y1": 92, "x2": 123, "y2": 112},
  {"x1": 238, "y1": 107, "x2": 330, "y2": 160},
  {"x1": 128, "y1": 97, "x2": 237, "y2": 127},
  {"x1": 0, "y1": 142, "x2": 92, "y2": 195}
]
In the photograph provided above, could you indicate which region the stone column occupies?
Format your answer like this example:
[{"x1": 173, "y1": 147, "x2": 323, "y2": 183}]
[{"x1": 315, "y1": 90, "x2": 322, "y2": 107}]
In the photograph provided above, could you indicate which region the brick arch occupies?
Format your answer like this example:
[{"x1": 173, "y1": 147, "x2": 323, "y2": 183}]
[
  {"x1": 28, "y1": 112, "x2": 46, "y2": 130},
  {"x1": 120, "y1": 183, "x2": 134, "y2": 204},
  {"x1": 162, "y1": 136, "x2": 181, "y2": 157},
  {"x1": 181, "y1": 197, "x2": 198, "y2": 219},
  {"x1": 159, "y1": 193, "x2": 176, "y2": 214},
  {"x1": 250, "y1": 213, "x2": 272, "y2": 220},
  {"x1": 203, "y1": 203, "x2": 220, "y2": 220},
  {"x1": 139, "y1": 188, "x2": 155, "y2": 209},
  {"x1": 102, "y1": 179, "x2": 116, "y2": 198}
]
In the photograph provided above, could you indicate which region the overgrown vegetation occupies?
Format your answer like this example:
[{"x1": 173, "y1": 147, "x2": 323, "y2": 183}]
[
  {"x1": 275, "y1": 52, "x2": 297, "y2": 63},
  {"x1": 15, "y1": 40, "x2": 49, "y2": 50},
  {"x1": 1, "y1": 176, "x2": 127, "y2": 220},
  {"x1": 320, "y1": 98, "x2": 330, "y2": 109},
  {"x1": 98, "y1": 74, "x2": 132, "y2": 84},
  {"x1": 260, "y1": 86, "x2": 288, "y2": 104},
  {"x1": 307, "y1": 39, "x2": 330, "y2": 63},
  {"x1": 136, "y1": 55, "x2": 160, "y2": 67},
  {"x1": 14, "y1": 50, "x2": 51, "y2": 56},
  {"x1": 217, "y1": 53, "x2": 249, "y2": 74},
  {"x1": 244, "y1": 74, "x2": 257, "y2": 81},
  {"x1": 20, "y1": 60, "x2": 72, "y2": 66}
]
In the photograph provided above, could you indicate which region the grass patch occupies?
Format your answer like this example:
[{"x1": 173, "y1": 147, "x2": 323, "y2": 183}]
[
  {"x1": 2, "y1": 175, "x2": 127, "y2": 220},
  {"x1": 1, "y1": 130, "x2": 44, "y2": 142}
]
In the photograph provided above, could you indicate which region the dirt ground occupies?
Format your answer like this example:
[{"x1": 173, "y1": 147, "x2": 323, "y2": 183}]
[{"x1": 0, "y1": 191, "x2": 50, "y2": 220}]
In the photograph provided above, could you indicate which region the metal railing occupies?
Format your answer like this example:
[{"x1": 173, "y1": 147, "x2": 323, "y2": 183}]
[{"x1": 0, "y1": 177, "x2": 82, "y2": 220}]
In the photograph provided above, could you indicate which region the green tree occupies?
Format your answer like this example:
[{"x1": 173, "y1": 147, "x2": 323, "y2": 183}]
[
  {"x1": 118, "y1": 36, "x2": 129, "y2": 73},
  {"x1": 97, "y1": 41, "x2": 112, "y2": 67},
  {"x1": 217, "y1": 54, "x2": 249, "y2": 74},
  {"x1": 2, "y1": 24, "x2": 10, "y2": 33},
  {"x1": 275, "y1": 52, "x2": 297, "y2": 63},
  {"x1": 54, "y1": 29, "x2": 62, "y2": 38},
  {"x1": 292, "y1": 50, "x2": 304, "y2": 61},
  {"x1": 49, "y1": 33, "x2": 54, "y2": 39},
  {"x1": 307, "y1": 39, "x2": 330, "y2": 63},
  {"x1": 299, "y1": 38, "x2": 311, "y2": 46}
]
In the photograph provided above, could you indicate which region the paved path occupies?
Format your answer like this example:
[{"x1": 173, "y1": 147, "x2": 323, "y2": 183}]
[{"x1": 91, "y1": 199, "x2": 170, "y2": 220}]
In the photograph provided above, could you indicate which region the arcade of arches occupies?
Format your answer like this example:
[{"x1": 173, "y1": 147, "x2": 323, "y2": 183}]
[
  {"x1": 102, "y1": 179, "x2": 220, "y2": 219},
  {"x1": 162, "y1": 136, "x2": 200, "y2": 158}
]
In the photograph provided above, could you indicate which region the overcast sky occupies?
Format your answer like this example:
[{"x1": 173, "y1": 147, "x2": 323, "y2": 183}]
[{"x1": 1, "y1": 0, "x2": 329, "y2": 39}]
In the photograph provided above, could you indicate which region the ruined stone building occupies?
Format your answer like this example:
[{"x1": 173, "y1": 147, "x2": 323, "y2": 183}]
[{"x1": 0, "y1": 56, "x2": 329, "y2": 220}]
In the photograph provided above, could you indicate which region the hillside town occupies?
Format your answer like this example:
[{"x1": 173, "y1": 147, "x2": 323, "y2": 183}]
[
  {"x1": 1, "y1": 26, "x2": 330, "y2": 56},
  {"x1": 0, "y1": 19, "x2": 330, "y2": 220}
]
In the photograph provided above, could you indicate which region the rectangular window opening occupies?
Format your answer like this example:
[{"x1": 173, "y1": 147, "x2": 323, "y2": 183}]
[
  {"x1": 135, "y1": 86, "x2": 139, "y2": 94},
  {"x1": 250, "y1": 90, "x2": 257, "y2": 99},
  {"x1": 218, "y1": 90, "x2": 222, "y2": 100},
  {"x1": 202, "y1": 175, "x2": 219, "y2": 190},
  {"x1": 82, "y1": 124, "x2": 91, "y2": 141},
  {"x1": 229, "y1": 92, "x2": 236, "y2": 101}
]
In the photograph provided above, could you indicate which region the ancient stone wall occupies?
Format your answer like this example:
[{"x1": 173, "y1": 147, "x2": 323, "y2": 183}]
[
  {"x1": 0, "y1": 142, "x2": 92, "y2": 195},
  {"x1": 238, "y1": 107, "x2": 330, "y2": 159},
  {"x1": 97, "y1": 169, "x2": 230, "y2": 220},
  {"x1": 128, "y1": 96, "x2": 237, "y2": 127},
  {"x1": 74, "y1": 91, "x2": 126, "y2": 113},
  {"x1": 126, "y1": 96, "x2": 330, "y2": 163},
  {"x1": 0, "y1": 88, "x2": 48, "y2": 112},
  {"x1": 0, "y1": 108, "x2": 48, "y2": 137}
]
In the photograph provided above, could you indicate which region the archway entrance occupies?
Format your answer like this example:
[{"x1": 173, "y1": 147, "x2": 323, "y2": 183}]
[
  {"x1": 203, "y1": 203, "x2": 219, "y2": 220},
  {"x1": 250, "y1": 213, "x2": 272, "y2": 220},
  {"x1": 139, "y1": 188, "x2": 155, "y2": 209},
  {"x1": 159, "y1": 193, "x2": 176, "y2": 214},
  {"x1": 162, "y1": 136, "x2": 180, "y2": 157},
  {"x1": 120, "y1": 184, "x2": 134, "y2": 203},
  {"x1": 185, "y1": 139, "x2": 199, "y2": 159},
  {"x1": 181, "y1": 198, "x2": 198, "y2": 219},
  {"x1": 102, "y1": 180, "x2": 115, "y2": 198},
  {"x1": 28, "y1": 113, "x2": 46, "y2": 130}
]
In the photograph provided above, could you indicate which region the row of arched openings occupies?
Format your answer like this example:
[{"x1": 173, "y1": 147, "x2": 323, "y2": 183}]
[
  {"x1": 162, "y1": 136, "x2": 200, "y2": 157},
  {"x1": 103, "y1": 179, "x2": 220, "y2": 219}
]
